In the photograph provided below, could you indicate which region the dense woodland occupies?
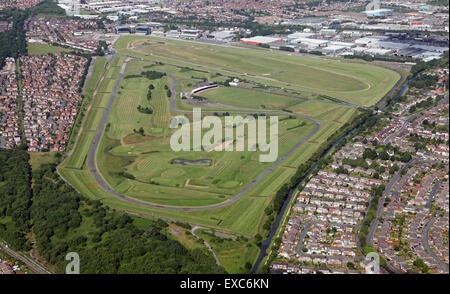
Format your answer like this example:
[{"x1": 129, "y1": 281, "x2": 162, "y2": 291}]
[
  {"x1": 0, "y1": 147, "x2": 225, "y2": 273},
  {"x1": 0, "y1": 145, "x2": 33, "y2": 250},
  {"x1": 0, "y1": 8, "x2": 28, "y2": 68}
]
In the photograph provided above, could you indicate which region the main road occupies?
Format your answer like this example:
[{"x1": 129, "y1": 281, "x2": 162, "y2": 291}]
[{"x1": 85, "y1": 54, "x2": 321, "y2": 211}]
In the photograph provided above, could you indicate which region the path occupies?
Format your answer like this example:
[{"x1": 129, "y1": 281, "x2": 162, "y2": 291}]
[{"x1": 191, "y1": 226, "x2": 221, "y2": 266}]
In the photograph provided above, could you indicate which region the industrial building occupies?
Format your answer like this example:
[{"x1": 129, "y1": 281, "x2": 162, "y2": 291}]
[
  {"x1": 115, "y1": 26, "x2": 132, "y2": 34},
  {"x1": 180, "y1": 29, "x2": 201, "y2": 39},
  {"x1": 207, "y1": 30, "x2": 235, "y2": 41},
  {"x1": 286, "y1": 32, "x2": 315, "y2": 39},
  {"x1": 361, "y1": 9, "x2": 394, "y2": 17},
  {"x1": 289, "y1": 37, "x2": 329, "y2": 48},
  {"x1": 135, "y1": 26, "x2": 151, "y2": 35},
  {"x1": 240, "y1": 36, "x2": 283, "y2": 45},
  {"x1": 114, "y1": 25, "x2": 150, "y2": 35}
]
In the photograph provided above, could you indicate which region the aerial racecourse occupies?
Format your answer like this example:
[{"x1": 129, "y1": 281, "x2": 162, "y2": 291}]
[{"x1": 57, "y1": 35, "x2": 401, "y2": 272}]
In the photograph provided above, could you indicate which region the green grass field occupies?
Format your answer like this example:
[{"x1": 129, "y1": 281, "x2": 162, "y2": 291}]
[
  {"x1": 199, "y1": 86, "x2": 302, "y2": 110},
  {"x1": 196, "y1": 229, "x2": 259, "y2": 273},
  {"x1": 57, "y1": 35, "x2": 394, "y2": 271},
  {"x1": 28, "y1": 151, "x2": 59, "y2": 171},
  {"x1": 59, "y1": 36, "x2": 367, "y2": 234},
  {"x1": 84, "y1": 57, "x2": 107, "y2": 96},
  {"x1": 115, "y1": 36, "x2": 400, "y2": 107},
  {"x1": 66, "y1": 57, "x2": 108, "y2": 152},
  {"x1": 93, "y1": 73, "x2": 316, "y2": 206},
  {"x1": 27, "y1": 43, "x2": 72, "y2": 55}
]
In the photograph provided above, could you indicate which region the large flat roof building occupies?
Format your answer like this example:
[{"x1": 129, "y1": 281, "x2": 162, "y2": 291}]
[
  {"x1": 240, "y1": 36, "x2": 283, "y2": 45},
  {"x1": 361, "y1": 9, "x2": 393, "y2": 17}
]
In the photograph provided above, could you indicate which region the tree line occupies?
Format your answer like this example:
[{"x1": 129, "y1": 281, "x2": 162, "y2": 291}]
[{"x1": 0, "y1": 147, "x2": 225, "y2": 273}]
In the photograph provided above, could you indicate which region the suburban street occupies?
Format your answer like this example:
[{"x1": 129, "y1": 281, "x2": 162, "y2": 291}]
[{"x1": 421, "y1": 216, "x2": 449, "y2": 272}]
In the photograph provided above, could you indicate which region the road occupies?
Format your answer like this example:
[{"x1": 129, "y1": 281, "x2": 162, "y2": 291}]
[
  {"x1": 384, "y1": 97, "x2": 449, "y2": 144},
  {"x1": 363, "y1": 159, "x2": 418, "y2": 274},
  {"x1": 295, "y1": 220, "x2": 313, "y2": 256},
  {"x1": 426, "y1": 180, "x2": 441, "y2": 209},
  {"x1": 0, "y1": 241, "x2": 51, "y2": 274},
  {"x1": 367, "y1": 159, "x2": 418, "y2": 246},
  {"x1": 84, "y1": 54, "x2": 322, "y2": 211},
  {"x1": 421, "y1": 216, "x2": 449, "y2": 272}
]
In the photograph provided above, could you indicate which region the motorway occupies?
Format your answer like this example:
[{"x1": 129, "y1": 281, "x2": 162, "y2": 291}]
[{"x1": 84, "y1": 54, "x2": 323, "y2": 211}]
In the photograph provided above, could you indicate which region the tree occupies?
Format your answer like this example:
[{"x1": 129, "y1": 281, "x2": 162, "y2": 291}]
[
  {"x1": 363, "y1": 148, "x2": 378, "y2": 160},
  {"x1": 379, "y1": 151, "x2": 389, "y2": 161},
  {"x1": 244, "y1": 262, "x2": 252, "y2": 271}
]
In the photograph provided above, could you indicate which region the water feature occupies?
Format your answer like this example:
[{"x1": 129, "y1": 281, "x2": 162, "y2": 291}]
[{"x1": 171, "y1": 158, "x2": 212, "y2": 166}]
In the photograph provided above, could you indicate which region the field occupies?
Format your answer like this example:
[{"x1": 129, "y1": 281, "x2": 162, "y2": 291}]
[
  {"x1": 27, "y1": 43, "x2": 71, "y2": 55},
  {"x1": 57, "y1": 35, "x2": 400, "y2": 271},
  {"x1": 58, "y1": 50, "x2": 356, "y2": 234},
  {"x1": 88, "y1": 69, "x2": 317, "y2": 206},
  {"x1": 199, "y1": 87, "x2": 302, "y2": 110},
  {"x1": 28, "y1": 151, "x2": 59, "y2": 171},
  {"x1": 65, "y1": 57, "x2": 108, "y2": 152},
  {"x1": 196, "y1": 229, "x2": 260, "y2": 273},
  {"x1": 115, "y1": 36, "x2": 401, "y2": 107}
]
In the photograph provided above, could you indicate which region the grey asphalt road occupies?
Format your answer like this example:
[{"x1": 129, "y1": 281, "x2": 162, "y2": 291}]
[
  {"x1": 421, "y1": 216, "x2": 449, "y2": 272},
  {"x1": 367, "y1": 159, "x2": 418, "y2": 246},
  {"x1": 86, "y1": 55, "x2": 322, "y2": 211},
  {"x1": 426, "y1": 180, "x2": 441, "y2": 209},
  {"x1": 364, "y1": 159, "x2": 418, "y2": 274},
  {"x1": 295, "y1": 220, "x2": 313, "y2": 256}
]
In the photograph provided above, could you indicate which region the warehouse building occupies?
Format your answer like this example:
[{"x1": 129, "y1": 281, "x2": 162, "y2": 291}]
[
  {"x1": 361, "y1": 9, "x2": 393, "y2": 17},
  {"x1": 240, "y1": 36, "x2": 283, "y2": 45},
  {"x1": 207, "y1": 30, "x2": 235, "y2": 41},
  {"x1": 287, "y1": 32, "x2": 315, "y2": 39},
  {"x1": 322, "y1": 45, "x2": 347, "y2": 55},
  {"x1": 135, "y1": 26, "x2": 150, "y2": 35},
  {"x1": 290, "y1": 37, "x2": 329, "y2": 48},
  {"x1": 115, "y1": 26, "x2": 132, "y2": 34},
  {"x1": 181, "y1": 29, "x2": 201, "y2": 39},
  {"x1": 319, "y1": 28, "x2": 337, "y2": 37}
]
